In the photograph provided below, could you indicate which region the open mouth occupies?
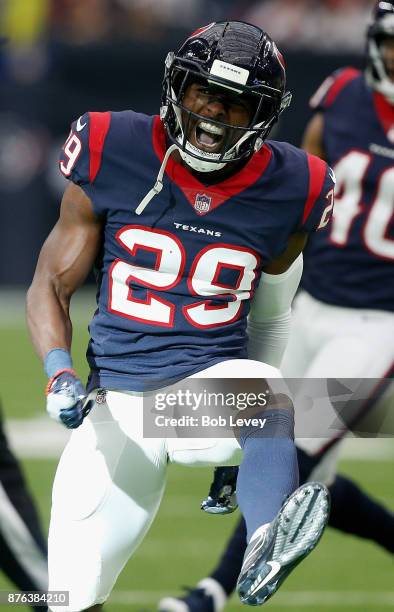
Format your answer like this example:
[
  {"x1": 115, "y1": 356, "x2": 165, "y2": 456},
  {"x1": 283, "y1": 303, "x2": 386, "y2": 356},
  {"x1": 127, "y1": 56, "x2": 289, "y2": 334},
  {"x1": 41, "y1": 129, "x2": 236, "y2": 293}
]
[{"x1": 194, "y1": 120, "x2": 225, "y2": 151}]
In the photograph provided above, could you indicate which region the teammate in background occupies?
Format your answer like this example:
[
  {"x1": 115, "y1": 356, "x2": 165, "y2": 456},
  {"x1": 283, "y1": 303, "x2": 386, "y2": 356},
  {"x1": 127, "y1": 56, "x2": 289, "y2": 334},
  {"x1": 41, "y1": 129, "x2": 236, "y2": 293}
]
[
  {"x1": 27, "y1": 22, "x2": 335, "y2": 610},
  {"x1": 158, "y1": 4, "x2": 394, "y2": 611},
  {"x1": 0, "y1": 401, "x2": 48, "y2": 612}
]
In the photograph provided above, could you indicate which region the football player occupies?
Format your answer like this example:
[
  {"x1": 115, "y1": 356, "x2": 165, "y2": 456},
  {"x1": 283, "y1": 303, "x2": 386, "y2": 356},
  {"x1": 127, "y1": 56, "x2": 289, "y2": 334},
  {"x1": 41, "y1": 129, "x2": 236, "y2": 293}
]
[
  {"x1": 0, "y1": 401, "x2": 48, "y2": 611},
  {"x1": 26, "y1": 22, "x2": 336, "y2": 610},
  {"x1": 0, "y1": 34, "x2": 48, "y2": 610},
  {"x1": 158, "y1": 4, "x2": 394, "y2": 612}
]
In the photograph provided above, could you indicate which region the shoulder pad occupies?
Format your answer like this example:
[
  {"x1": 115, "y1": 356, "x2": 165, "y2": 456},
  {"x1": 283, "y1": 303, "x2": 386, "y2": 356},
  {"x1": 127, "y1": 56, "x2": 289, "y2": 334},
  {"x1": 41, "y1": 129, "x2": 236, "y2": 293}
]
[{"x1": 309, "y1": 67, "x2": 361, "y2": 111}]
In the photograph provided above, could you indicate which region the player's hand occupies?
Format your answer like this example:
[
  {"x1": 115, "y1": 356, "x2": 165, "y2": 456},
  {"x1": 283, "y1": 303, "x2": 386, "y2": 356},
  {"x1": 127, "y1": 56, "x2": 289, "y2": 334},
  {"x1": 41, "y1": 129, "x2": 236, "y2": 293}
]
[
  {"x1": 201, "y1": 466, "x2": 239, "y2": 515},
  {"x1": 46, "y1": 369, "x2": 93, "y2": 429}
]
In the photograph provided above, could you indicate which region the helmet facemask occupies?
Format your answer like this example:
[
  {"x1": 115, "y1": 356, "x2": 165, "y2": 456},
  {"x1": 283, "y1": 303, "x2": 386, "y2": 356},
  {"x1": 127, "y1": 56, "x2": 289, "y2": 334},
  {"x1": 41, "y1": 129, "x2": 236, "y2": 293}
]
[
  {"x1": 161, "y1": 53, "x2": 291, "y2": 173},
  {"x1": 367, "y1": 9, "x2": 394, "y2": 102}
]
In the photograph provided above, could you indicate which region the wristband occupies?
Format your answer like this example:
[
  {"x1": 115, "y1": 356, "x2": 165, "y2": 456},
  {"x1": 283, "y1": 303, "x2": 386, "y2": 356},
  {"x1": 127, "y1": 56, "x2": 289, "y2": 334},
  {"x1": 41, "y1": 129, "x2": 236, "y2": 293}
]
[{"x1": 44, "y1": 348, "x2": 73, "y2": 378}]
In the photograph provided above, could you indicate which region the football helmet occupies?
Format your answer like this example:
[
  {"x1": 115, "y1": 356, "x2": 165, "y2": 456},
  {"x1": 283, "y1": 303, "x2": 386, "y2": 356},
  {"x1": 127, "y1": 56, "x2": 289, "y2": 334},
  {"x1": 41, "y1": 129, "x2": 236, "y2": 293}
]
[
  {"x1": 367, "y1": 1, "x2": 394, "y2": 101},
  {"x1": 161, "y1": 21, "x2": 291, "y2": 172}
]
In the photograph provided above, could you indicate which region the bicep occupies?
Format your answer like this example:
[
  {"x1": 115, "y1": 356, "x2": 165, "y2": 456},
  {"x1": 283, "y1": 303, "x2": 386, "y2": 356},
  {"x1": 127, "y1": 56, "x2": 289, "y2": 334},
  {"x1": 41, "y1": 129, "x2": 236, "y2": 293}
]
[
  {"x1": 263, "y1": 232, "x2": 307, "y2": 274},
  {"x1": 33, "y1": 182, "x2": 102, "y2": 298},
  {"x1": 301, "y1": 113, "x2": 326, "y2": 160}
]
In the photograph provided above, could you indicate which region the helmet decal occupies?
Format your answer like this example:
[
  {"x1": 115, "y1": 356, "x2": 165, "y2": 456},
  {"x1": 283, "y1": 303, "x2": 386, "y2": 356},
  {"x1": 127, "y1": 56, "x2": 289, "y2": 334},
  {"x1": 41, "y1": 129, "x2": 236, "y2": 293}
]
[
  {"x1": 208, "y1": 60, "x2": 250, "y2": 92},
  {"x1": 189, "y1": 23, "x2": 216, "y2": 38}
]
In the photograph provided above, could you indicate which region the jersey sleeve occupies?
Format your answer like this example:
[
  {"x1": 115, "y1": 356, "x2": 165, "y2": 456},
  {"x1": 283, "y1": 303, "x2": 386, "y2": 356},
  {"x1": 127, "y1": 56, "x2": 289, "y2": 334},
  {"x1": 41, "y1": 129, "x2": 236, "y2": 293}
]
[
  {"x1": 309, "y1": 67, "x2": 360, "y2": 112},
  {"x1": 58, "y1": 111, "x2": 111, "y2": 188},
  {"x1": 300, "y1": 153, "x2": 336, "y2": 233}
]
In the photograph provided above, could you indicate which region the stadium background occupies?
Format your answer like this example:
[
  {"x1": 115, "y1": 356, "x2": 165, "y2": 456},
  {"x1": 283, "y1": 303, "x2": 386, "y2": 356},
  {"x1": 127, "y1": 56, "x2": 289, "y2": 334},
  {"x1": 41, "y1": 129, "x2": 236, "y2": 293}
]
[{"x1": 0, "y1": 1, "x2": 393, "y2": 610}]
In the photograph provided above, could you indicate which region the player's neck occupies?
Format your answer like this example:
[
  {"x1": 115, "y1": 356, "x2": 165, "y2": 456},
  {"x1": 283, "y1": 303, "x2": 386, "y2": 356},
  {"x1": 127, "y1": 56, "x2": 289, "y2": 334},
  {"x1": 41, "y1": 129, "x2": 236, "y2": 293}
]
[{"x1": 173, "y1": 150, "x2": 251, "y2": 185}]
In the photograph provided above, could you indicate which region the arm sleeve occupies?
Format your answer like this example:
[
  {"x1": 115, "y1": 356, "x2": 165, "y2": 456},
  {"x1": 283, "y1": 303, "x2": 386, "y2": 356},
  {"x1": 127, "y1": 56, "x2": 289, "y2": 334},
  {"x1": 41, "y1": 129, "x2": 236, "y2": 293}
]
[{"x1": 247, "y1": 254, "x2": 303, "y2": 368}]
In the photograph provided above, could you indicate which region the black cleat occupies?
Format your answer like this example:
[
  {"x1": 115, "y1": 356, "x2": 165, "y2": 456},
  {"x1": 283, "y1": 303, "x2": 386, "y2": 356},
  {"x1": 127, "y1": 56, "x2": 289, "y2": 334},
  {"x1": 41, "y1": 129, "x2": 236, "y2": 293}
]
[{"x1": 237, "y1": 482, "x2": 330, "y2": 606}]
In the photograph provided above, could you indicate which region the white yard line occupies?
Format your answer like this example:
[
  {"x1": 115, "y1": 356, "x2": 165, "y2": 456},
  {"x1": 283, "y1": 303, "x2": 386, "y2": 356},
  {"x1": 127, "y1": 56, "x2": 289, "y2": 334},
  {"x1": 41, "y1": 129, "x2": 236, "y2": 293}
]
[
  {"x1": 5, "y1": 417, "x2": 70, "y2": 458},
  {"x1": 109, "y1": 590, "x2": 394, "y2": 607},
  {"x1": 3, "y1": 417, "x2": 394, "y2": 460},
  {"x1": 0, "y1": 288, "x2": 96, "y2": 327}
]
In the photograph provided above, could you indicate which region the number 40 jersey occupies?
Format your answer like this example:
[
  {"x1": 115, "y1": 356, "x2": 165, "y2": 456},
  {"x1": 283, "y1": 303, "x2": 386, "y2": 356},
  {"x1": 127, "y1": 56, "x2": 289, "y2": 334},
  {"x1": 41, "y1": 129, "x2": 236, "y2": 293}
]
[
  {"x1": 302, "y1": 68, "x2": 394, "y2": 312},
  {"x1": 59, "y1": 111, "x2": 334, "y2": 391}
]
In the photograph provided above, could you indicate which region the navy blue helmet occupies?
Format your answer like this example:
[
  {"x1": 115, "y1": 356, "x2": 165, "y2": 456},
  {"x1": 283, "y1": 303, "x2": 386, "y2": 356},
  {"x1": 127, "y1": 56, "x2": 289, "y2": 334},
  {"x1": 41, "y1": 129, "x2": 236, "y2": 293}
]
[
  {"x1": 367, "y1": 1, "x2": 394, "y2": 99},
  {"x1": 161, "y1": 21, "x2": 291, "y2": 172}
]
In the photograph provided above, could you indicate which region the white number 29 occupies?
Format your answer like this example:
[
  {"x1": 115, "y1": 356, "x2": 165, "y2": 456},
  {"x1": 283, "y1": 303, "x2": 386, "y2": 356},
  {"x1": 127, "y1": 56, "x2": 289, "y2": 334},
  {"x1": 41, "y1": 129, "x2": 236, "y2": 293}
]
[
  {"x1": 59, "y1": 132, "x2": 82, "y2": 177},
  {"x1": 109, "y1": 226, "x2": 260, "y2": 328}
]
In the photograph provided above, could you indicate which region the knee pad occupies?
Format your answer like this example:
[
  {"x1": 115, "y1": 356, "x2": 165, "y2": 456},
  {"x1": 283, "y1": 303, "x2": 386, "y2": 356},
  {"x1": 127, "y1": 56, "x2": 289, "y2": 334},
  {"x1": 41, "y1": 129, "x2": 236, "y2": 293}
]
[{"x1": 52, "y1": 422, "x2": 115, "y2": 521}]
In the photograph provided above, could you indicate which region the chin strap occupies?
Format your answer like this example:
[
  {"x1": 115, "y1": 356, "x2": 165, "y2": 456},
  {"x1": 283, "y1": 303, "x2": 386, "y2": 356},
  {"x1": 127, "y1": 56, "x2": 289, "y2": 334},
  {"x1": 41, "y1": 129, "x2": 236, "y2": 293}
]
[{"x1": 135, "y1": 144, "x2": 178, "y2": 215}]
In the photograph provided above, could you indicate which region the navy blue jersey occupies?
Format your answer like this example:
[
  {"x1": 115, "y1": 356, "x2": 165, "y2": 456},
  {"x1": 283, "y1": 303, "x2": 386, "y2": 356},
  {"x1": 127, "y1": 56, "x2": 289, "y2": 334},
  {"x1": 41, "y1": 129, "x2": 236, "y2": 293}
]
[
  {"x1": 59, "y1": 111, "x2": 334, "y2": 390},
  {"x1": 302, "y1": 68, "x2": 394, "y2": 311}
]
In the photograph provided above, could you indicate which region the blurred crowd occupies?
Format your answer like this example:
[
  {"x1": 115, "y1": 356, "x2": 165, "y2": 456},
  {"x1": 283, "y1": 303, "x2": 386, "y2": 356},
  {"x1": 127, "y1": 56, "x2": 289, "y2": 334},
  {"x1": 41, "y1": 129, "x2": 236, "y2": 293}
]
[
  {"x1": 0, "y1": 0, "x2": 376, "y2": 82},
  {"x1": 244, "y1": 0, "x2": 374, "y2": 53},
  {"x1": 0, "y1": 0, "x2": 236, "y2": 82}
]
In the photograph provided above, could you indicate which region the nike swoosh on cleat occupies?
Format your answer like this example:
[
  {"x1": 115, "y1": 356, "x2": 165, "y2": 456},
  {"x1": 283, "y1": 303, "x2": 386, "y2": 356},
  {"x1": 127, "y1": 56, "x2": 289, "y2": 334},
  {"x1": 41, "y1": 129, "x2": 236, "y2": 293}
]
[
  {"x1": 76, "y1": 116, "x2": 87, "y2": 131},
  {"x1": 248, "y1": 561, "x2": 281, "y2": 596}
]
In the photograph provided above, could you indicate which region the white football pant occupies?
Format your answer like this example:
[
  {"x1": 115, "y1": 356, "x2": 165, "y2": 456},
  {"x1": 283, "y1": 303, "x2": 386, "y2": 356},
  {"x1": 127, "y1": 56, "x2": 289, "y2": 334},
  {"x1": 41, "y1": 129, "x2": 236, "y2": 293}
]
[
  {"x1": 282, "y1": 290, "x2": 394, "y2": 484},
  {"x1": 48, "y1": 359, "x2": 282, "y2": 611}
]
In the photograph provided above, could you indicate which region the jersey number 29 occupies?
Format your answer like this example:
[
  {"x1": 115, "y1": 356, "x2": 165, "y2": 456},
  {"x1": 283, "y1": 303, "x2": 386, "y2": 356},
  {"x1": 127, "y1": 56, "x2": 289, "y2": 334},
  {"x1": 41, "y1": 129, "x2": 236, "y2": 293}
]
[{"x1": 109, "y1": 225, "x2": 260, "y2": 328}]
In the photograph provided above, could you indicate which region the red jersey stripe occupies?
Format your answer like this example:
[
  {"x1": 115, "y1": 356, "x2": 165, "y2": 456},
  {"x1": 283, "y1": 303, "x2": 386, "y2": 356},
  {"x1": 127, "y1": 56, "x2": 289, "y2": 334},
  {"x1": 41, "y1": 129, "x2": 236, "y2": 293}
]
[
  {"x1": 89, "y1": 111, "x2": 111, "y2": 183},
  {"x1": 324, "y1": 68, "x2": 360, "y2": 108},
  {"x1": 302, "y1": 154, "x2": 327, "y2": 225},
  {"x1": 372, "y1": 91, "x2": 394, "y2": 136}
]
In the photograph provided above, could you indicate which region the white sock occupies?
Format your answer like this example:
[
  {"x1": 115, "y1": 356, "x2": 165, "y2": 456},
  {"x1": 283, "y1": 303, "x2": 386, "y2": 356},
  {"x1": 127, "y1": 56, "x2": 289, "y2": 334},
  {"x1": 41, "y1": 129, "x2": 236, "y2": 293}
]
[{"x1": 197, "y1": 577, "x2": 228, "y2": 612}]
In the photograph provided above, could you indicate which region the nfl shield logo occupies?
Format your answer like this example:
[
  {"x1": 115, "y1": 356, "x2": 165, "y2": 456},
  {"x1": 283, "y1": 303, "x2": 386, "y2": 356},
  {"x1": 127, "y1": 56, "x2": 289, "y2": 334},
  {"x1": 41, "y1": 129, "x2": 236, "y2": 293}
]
[{"x1": 194, "y1": 193, "x2": 212, "y2": 214}]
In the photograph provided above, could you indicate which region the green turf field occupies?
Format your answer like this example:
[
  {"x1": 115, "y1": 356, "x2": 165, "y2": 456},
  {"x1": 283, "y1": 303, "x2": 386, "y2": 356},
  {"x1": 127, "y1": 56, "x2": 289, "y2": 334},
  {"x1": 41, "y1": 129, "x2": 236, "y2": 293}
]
[
  {"x1": 0, "y1": 291, "x2": 393, "y2": 611},
  {"x1": 0, "y1": 459, "x2": 392, "y2": 612},
  {"x1": 0, "y1": 289, "x2": 95, "y2": 421}
]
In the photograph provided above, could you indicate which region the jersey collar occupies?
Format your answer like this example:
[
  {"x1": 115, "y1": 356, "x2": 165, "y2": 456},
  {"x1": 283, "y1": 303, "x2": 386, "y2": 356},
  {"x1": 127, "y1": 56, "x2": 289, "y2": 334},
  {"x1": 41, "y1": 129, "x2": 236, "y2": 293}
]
[{"x1": 152, "y1": 116, "x2": 272, "y2": 215}]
